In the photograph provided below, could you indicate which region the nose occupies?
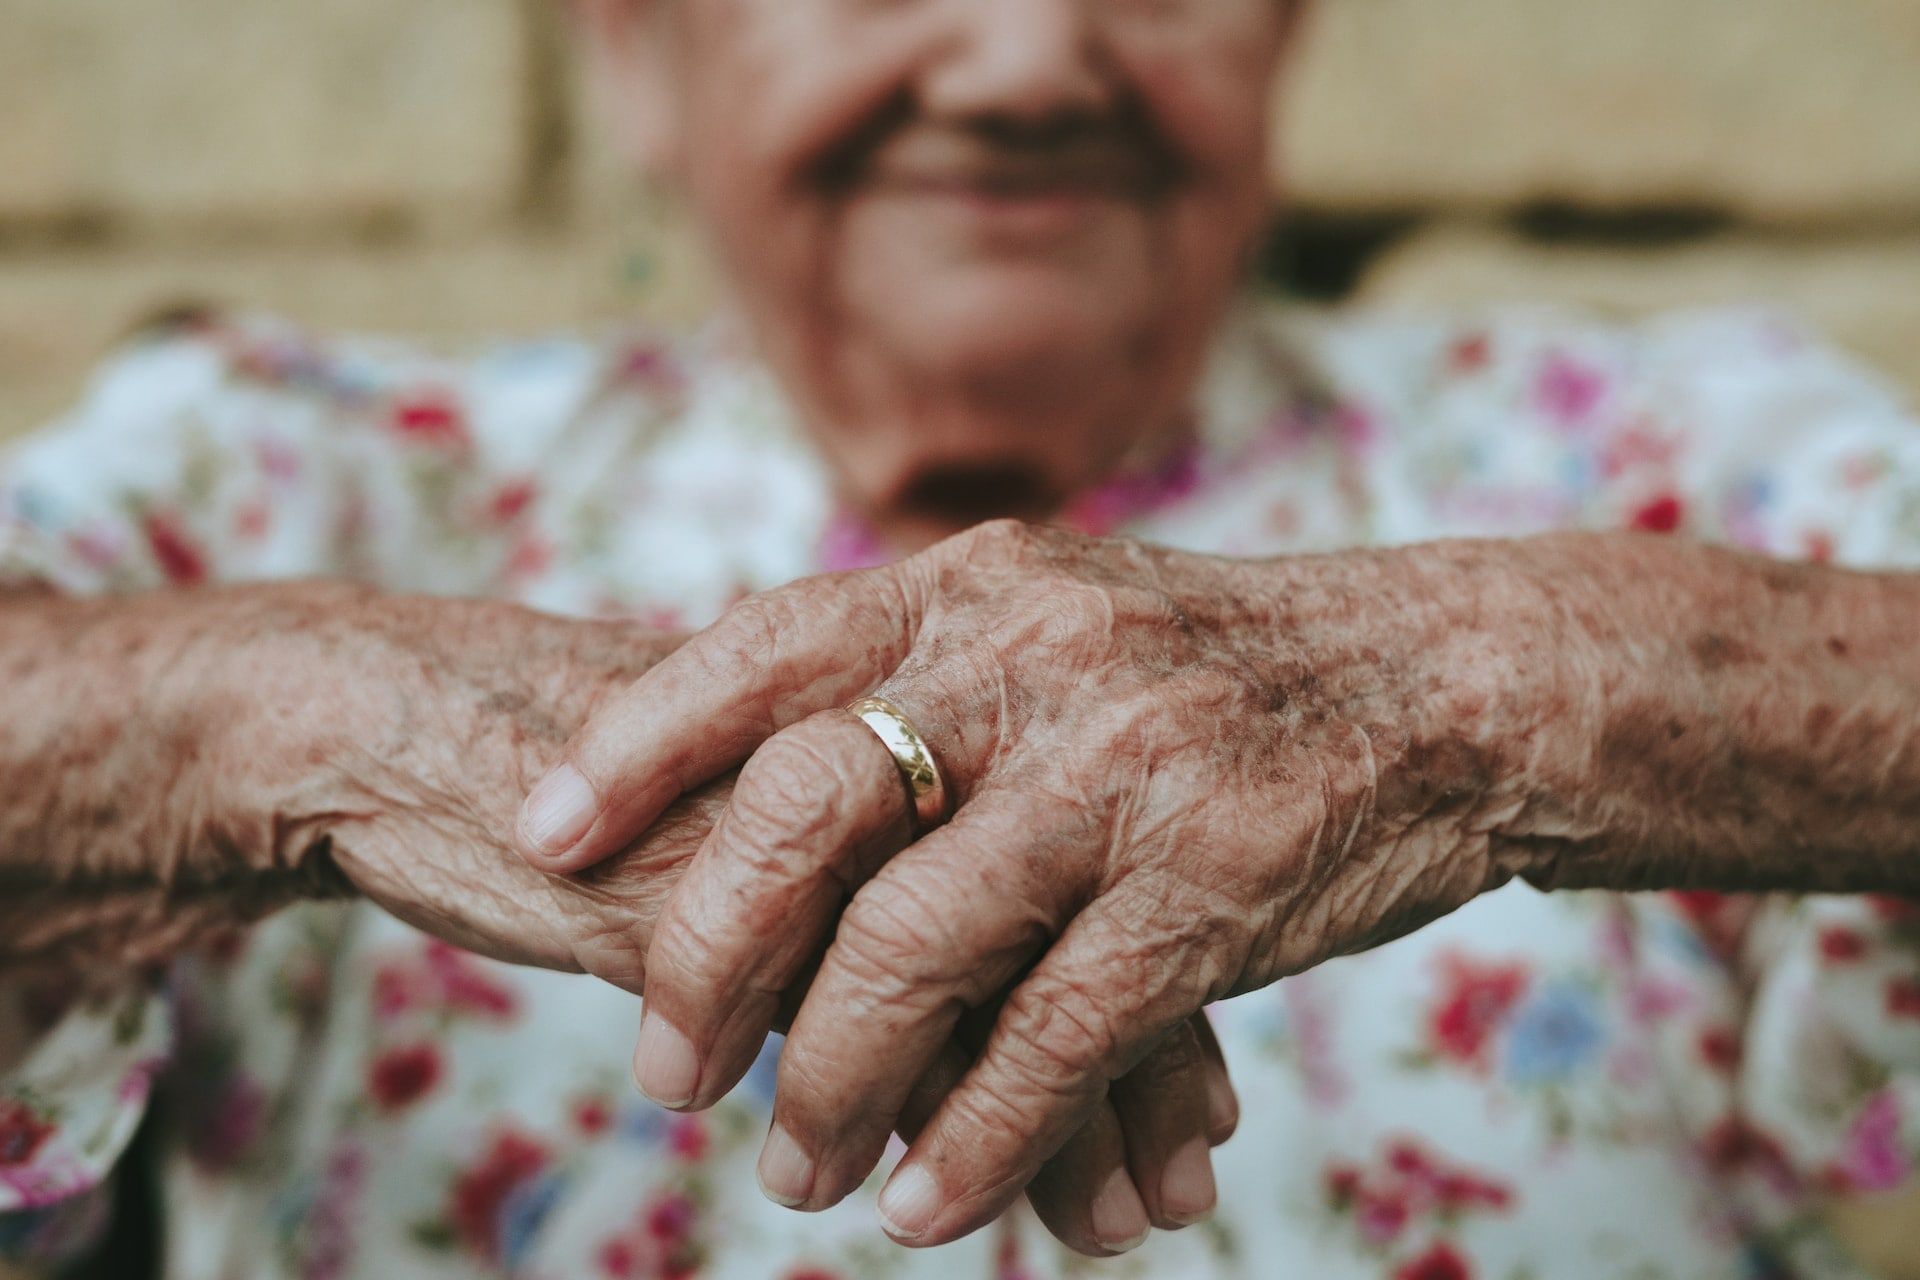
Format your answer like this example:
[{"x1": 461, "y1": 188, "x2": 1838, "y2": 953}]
[{"x1": 920, "y1": 0, "x2": 1113, "y2": 125}]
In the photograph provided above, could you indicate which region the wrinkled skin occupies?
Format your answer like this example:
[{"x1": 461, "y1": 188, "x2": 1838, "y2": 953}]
[
  {"x1": 515, "y1": 522, "x2": 1579, "y2": 1245},
  {"x1": 518, "y1": 519, "x2": 1920, "y2": 1250},
  {"x1": 0, "y1": 581, "x2": 1231, "y2": 1257}
]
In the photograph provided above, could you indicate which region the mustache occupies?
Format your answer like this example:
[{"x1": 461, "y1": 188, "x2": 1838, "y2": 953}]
[{"x1": 813, "y1": 95, "x2": 1184, "y2": 198}]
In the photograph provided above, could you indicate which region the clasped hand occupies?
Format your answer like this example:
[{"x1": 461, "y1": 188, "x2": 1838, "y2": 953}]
[{"x1": 517, "y1": 521, "x2": 1560, "y2": 1252}]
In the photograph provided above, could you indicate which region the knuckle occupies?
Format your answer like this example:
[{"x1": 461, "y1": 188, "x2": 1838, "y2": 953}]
[
  {"x1": 832, "y1": 877, "x2": 957, "y2": 991},
  {"x1": 648, "y1": 900, "x2": 729, "y2": 994},
  {"x1": 710, "y1": 597, "x2": 780, "y2": 667},
  {"x1": 945, "y1": 1074, "x2": 1063, "y2": 1163},
  {"x1": 705, "y1": 586, "x2": 807, "y2": 674},
  {"x1": 724, "y1": 722, "x2": 888, "y2": 877},
  {"x1": 957, "y1": 518, "x2": 1039, "y2": 561},
  {"x1": 768, "y1": 1033, "x2": 841, "y2": 1122},
  {"x1": 999, "y1": 974, "x2": 1126, "y2": 1088},
  {"x1": 736, "y1": 731, "x2": 840, "y2": 829}
]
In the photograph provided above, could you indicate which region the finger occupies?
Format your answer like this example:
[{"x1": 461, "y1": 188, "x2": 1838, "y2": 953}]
[
  {"x1": 515, "y1": 570, "x2": 919, "y2": 873},
  {"x1": 895, "y1": 1007, "x2": 1150, "y2": 1257},
  {"x1": 758, "y1": 793, "x2": 1092, "y2": 1214},
  {"x1": 632, "y1": 709, "x2": 912, "y2": 1110},
  {"x1": 541, "y1": 774, "x2": 739, "y2": 994},
  {"x1": 1192, "y1": 1010, "x2": 1241, "y2": 1146},
  {"x1": 1022, "y1": 1099, "x2": 1154, "y2": 1256},
  {"x1": 1110, "y1": 1017, "x2": 1218, "y2": 1230},
  {"x1": 876, "y1": 901, "x2": 1207, "y2": 1247}
]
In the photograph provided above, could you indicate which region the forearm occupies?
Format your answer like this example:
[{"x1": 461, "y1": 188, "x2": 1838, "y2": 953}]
[
  {"x1": 1500, "y1": 533, "x2": 1920, "y2": 895},
  {"x1": 0, "y1": 583, "x2": 365, "y2": 974}
]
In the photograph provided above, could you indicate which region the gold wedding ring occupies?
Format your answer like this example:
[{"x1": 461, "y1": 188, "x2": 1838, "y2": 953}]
[{"x1": 846, "y1": 695, "x2": 951, "y2": 832}]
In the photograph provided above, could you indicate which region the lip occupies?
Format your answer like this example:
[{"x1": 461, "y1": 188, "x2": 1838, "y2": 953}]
[
  {"x1": 860, "y1": 168, "x2": 1156, "y2": 243},
  {"x1": 883, "y1": 177, "x2": 1136, "y2": 242}
]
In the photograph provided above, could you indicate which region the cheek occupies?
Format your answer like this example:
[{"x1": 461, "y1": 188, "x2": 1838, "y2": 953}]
[
  {"x1": 1121, "y1": 24, "x2": 1282, "y2": 210},
  {"x1": 679, "y1": 6, "x2": 927, "y2": 238}
]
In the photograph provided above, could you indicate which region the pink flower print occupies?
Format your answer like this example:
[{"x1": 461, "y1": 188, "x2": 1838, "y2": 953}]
[
  {"x1": 1697, "y1": 1027, "x2": 1741, "y2": 1074},
  {"x1": 818, "y1": 509, "x2": 893, "y2": 573},
  {"x1": 647, "y1": 1193, "x2": 695, "y2": 1242},
  {"x1": 425, "y1": 941, "x2": 520, "y2": 1021},
  {"x1": 1818, "y1": 925, "x2": 1869, "y2": 964},
  {"x1": 1331, "y1": 400, "x2": 1382, "y2": 456},
  {"x1": 506, "y1": 535, "x2": 555, "y2": 580},
  {"x1": 1533, "y1": 351, "x2": 1610, "y2": 432},
  {"x1": 666, "y1": 1114, "x2": 709, "y2": 1162},
  {"x1": 595, "y1": 1190, "x2": 704, "y2": 1279},
  {"x1": 1058, "y1": 436, "x2": 1202, "y2": 536},
  {"x1": 449, "y1": 1130, "x2": 551, "y2": 1262},
  {"x1": 1446, "y1": 332, "x2": 1493, "y2": 375},
  {"x1": 1886, "y1": 977, "x2": 1920, "y2": 1021},
  {"x1": 389, "y1": 394, "x2": 470, "y2": 450},
  {"x1": 1426, "y1": 953, "x2": 1530, "y2": 1070},
  {"x1": 620, "y1": 344, "x2": 688, "y2": 398},
  {"x1": 599, "y1": 1238, "x2": 640, "y2": 1278},
  {"x1": 144, "y1": 510, "x2": 208, "y2": 584},
  {"x1": 1829, "y1": 1089, "x2": 1911, "y2": 1193},
  {"x1": 573, "y1": 1096, "x2": 614, "y2": 1138},
  {"x1": 1698, "y1": 1116, "x2": 1792, "y2": 1189},
  {"x1": 994, "y1": 1228, "x2": 1033, "y2": 1280},
  {"x1": 1596, "y1": 416, "x2": 1679, "y2": 481},
  {"x1": 1623, "y1": 974, "x2": 1691, "y2": 1024},
  {"x1": 299, "y1": 1141, "x2": 367, "y2": 1280},
  {"x1": 1395, "y1": 1241, "x2": 1474, "y2": 1280},
  {"x1": 253, "y1": 434, "x2": 304, "y2": 483},
  {"x1": 1325, "y1": 1138, "x2": 1514, "y2": 1251},
  {"x1": 1386, "y1": 1139, "x2": 1513, "y2": 1214},
  {"x1": 66, "y1": 521, "x2": 129, "y2": 571},
  {"x1": 487, "y1": 479, "x2": 538, "y2": 526},
  {"x1": 371, "y1": 962, "x2": 427, "y2": 1022},
  {"x1": 0, "y1": 1098, "x2": 55, "y2": 1167},
  {"x1": 1629, "y1": 494, "x2": 1685, "y2": 535},
  {"x1": 234, "y1": 499, "x2": 271, "y2": 542},
  {"x1": 367, "y1": 1042, "x2": 444, "y2": 1111},
  {"x1": 373, "y1": 941, "x2": 520, "y2": 1024}
]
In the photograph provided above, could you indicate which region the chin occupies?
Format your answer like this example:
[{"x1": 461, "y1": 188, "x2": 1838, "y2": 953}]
[{"x1": 874, "y1": 269, "x2": 1151, "y2": 391}]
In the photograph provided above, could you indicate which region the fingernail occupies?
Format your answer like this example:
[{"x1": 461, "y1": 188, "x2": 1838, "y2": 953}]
[
  {"x1": 1160, "y1": 1135, "x2": 1218, "y2": 1227},
  {"x1": 1205, "y1": 1070, "x2": 1240, "y2": 1142},
  {"x1": 876, "y1": 1163, "x2": 942, "y2": 1242},
  {"x1": 757, "y1": 1124, "x2": 815, "y2": 1208},
  {"x1": 519, "y1": 764, "x2": 598, "y2": 859},
  {"x1": 633, "y1": 1008, "x2": 700, "y2": 1109},
  {"x1": 1091, "y1": 1164, "x2": 1152, "y2": 1253}
]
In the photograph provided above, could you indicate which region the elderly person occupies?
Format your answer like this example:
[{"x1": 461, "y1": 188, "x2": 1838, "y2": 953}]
[{"x1": 5, "y1": 0, "x2": 1920, "y2": 1276}]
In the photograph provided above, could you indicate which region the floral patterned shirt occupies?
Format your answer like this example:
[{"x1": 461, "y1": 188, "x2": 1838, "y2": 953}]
[{"x1": 3, "y1": 302, "x2": 1919, "y2": 1280}]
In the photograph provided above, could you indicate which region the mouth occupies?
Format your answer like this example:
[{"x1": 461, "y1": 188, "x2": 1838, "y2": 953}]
[{"x1": 817, "y1": 102, "x2": 1180, "y2": 212}]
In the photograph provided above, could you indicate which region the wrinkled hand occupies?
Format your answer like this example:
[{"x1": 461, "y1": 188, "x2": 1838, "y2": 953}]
[
  {"x1": 517, "y1": 522, "x2": 1565, "y2": 1249},
  {"x1": 207, "y1": 584, "x2": 1223, "y2": 1255}
]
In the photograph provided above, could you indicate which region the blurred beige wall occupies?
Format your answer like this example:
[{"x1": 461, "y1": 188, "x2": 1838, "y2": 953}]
[
  {"x1": 0, "y1": 2, "x2": 1916, "y2": 1274},
  {"x1": 2, "y1": 0, "x2": 1919, "y2": 440}
]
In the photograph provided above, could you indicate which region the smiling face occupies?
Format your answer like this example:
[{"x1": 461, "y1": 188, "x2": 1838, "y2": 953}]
[{"x1": 586, "y1": 0, "x2": 1297, "y2": 542}]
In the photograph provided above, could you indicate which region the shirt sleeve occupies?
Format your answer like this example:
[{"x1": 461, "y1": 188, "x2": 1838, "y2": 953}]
[
  {"x1": 1585, "y1": 312, "x2": 1920, "y2": 1201},
  {"x1": 0, "y1": 309, "x2": 584, "y2": 597},
  {"x1": 1366, "y1": 306, "x2": 1920, "y2": 1216},
  {"x1": 0, "y1": 310, "x2": 502, "y2": 1266}
]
